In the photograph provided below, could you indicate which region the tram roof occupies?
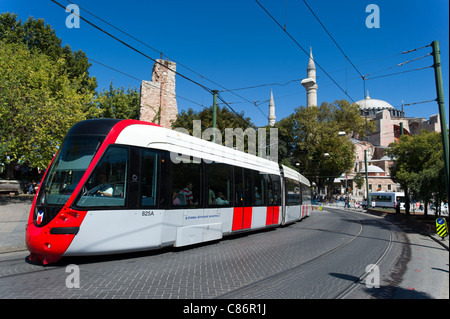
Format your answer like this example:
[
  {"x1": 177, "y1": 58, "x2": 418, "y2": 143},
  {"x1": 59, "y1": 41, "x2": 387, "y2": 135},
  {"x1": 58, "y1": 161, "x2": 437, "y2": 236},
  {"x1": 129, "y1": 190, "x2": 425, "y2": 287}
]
[
  {"x1": 114, "y1": 121, "x2": 281, "y2": 175},
  {"x1": 281, "y1": 165, "x2": 310, "y2": 187}
]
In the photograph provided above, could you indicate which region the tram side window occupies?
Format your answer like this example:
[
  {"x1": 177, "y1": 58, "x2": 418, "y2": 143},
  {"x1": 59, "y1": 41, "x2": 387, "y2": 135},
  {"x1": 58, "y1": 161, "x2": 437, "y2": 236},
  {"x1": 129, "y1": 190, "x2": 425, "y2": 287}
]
[
  {"x1": 271, "y1": 175, "x2": 282, "y2": 206},
  {"x1": 252, "y1": 171, "x2": 266, "y2": 206},
  {"x1": 140, "y1": 149, "x2": 158, "y2": 207},
  {"x1": 76, "y1": 146, "x2": 128, "y2": 208},
  {"x1": 286, "y1": 178, "x2": 301, "y2": 206},
  {"x1": 171, "y1": 158, "x2": 202, "y2": 207},
  {"x1": 234, "y1": 167, "x2": 244, "y2": 206},
  {"x1": 301, "y1": 183, "x2": 311, "y2": 205},
  {"x1": 207, "y1": 162, "x2": 232, "y2": 206}
]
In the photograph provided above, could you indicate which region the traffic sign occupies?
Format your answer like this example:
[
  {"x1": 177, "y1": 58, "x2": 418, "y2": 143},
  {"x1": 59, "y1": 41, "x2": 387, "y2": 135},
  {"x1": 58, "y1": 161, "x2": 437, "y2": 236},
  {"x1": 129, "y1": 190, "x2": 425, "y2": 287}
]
[{"x1": 436, "y1": 218, "x2": 448, "y2": 238}]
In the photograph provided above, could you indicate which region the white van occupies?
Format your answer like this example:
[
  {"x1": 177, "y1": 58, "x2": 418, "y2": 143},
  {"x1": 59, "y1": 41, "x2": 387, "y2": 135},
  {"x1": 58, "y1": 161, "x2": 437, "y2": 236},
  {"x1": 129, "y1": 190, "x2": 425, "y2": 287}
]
[{"x1": 362, "y1": 191, "x2": 405, "y2": 210}]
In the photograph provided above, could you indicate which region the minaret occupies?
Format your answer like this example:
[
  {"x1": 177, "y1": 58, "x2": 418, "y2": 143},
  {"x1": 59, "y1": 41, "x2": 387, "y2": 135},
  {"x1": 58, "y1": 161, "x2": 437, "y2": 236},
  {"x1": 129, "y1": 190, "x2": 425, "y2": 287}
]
[
  {"x1": 301, "y1": 47, "x2": 318, "y2": 107},
  {"x1": 268, "y1": 89, "x2": 276, "y2": 127}
]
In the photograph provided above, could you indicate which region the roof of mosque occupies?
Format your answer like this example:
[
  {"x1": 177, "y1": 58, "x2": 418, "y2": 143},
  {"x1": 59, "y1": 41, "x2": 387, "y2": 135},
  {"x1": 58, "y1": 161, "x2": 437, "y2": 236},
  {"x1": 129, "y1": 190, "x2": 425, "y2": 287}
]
[{"x1": 356, "y1": 94, "x2": 395, "y2": 111}]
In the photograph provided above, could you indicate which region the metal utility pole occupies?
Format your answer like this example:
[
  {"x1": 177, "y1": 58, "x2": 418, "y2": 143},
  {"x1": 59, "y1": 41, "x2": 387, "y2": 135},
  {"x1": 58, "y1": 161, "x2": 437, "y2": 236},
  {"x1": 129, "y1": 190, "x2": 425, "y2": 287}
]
[
  {"x1": 212, "y1": 90, "x2": 218, "y2": 143},
  {"x1": 365, "y1": 150, "x2": 371, "y2": 208},
  {"x1": 431, "y1": 40, "x2": 449, "y2": 197}
]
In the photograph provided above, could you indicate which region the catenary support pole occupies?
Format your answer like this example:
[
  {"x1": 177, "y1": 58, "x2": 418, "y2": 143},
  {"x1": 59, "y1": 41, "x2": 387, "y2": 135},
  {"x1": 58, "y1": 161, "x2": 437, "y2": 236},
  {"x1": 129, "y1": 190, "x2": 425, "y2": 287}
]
[
  {"x1": 431, "y1": 40, "x2": 450, "y2": 198},
  {"x1": 365, "y1": 150, "x2": 371, "y2": 208},
  {"x1": 212, "y1": 90, "x2": 218, "y2": 143}
]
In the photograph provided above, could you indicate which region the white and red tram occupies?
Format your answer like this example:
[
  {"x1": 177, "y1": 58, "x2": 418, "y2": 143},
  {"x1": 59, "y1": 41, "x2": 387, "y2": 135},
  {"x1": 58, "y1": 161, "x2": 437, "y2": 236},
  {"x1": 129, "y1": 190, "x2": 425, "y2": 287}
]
[{"x1": 26, "y1": 119, "x2": 310, "y2": 264}]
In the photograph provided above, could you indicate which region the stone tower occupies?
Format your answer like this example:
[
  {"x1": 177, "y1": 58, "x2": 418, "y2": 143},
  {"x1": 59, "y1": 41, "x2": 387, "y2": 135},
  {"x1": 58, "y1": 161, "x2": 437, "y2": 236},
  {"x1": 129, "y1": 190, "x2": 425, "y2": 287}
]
[
  {"x1": 301, "y1": 47, "x2": 318, "y2": 107},
  {"x1": 268, "y1": 89, "x2": 276, "y2": 127},
  {"x1": 139, "y1": 59, "x2": 178, "y2": 129}
]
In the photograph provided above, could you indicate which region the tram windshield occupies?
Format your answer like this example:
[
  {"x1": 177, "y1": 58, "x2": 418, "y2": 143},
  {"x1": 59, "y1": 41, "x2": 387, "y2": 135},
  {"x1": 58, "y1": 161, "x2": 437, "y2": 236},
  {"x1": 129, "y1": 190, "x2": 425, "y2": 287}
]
[{"x1": 37, "y1": 135, "x2": 104, "y2": 206}]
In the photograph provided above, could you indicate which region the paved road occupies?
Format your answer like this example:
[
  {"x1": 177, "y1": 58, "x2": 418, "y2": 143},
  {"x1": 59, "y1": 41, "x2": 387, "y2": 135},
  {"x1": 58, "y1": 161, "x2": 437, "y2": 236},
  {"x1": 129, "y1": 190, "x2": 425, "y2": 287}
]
[{"x1": 0, "y1": 197, "x2": 448, "y2": 301}]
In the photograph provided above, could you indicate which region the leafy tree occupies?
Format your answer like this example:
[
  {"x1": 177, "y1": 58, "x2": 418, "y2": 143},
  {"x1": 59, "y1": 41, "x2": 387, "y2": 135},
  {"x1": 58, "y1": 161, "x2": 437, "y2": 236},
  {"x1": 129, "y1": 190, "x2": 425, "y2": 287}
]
[
  {"x1": 387, "y1": 130, "x2": 447, "y2": 216},
  {"x1": 171, "y1": 105, "x2": 265, "y2": 156},
  {"x1": 276, "y1": 100, "x2": 371, "y2": 197},
  {"x1": 0, "y1": 13, "x2": 99, "y2": 179},
  {"x1": 172, "y1": 105, "x2": 255, "y2": 134},
  {"x1": 0, "y1": 41, "x2": 96, "y2": 179},
  {"x1": 353, "y1": 172, "x2": 365, "y2": 190},
  {"x1": 0, "y1": 12, "x2": 96, "y2": 94},
  {"x1": 94, "y1": 82, "x2": 140, "y2": 119}
]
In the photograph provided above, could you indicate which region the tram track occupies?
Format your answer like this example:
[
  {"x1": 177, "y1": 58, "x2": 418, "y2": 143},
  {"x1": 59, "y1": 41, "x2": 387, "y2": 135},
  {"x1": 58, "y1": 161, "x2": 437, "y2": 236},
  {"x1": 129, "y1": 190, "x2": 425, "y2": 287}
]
[
  {"x1": 0, "y1": 208, "x2": 397, "y2": 299},
  {"x1": 335, "y1": 215, "x2": 394, "y2": 299},
  {"x1": 0, "y1": 249, "x2": 57, "y2": 280},
  {"x1": 0, "y1": 249, "x2": 29, "y2": 261},
  {"x1": 215, "y1": 208, "x2": 395, "y2": 299},
  {"x1": 0, "y1": 245, "x2": 64, "y2": 280}
]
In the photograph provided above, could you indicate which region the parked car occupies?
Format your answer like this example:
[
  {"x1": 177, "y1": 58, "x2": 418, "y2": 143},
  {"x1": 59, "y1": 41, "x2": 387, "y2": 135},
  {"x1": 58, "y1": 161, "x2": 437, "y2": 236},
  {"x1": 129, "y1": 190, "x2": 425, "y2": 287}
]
[{"x1": 0, "y1": 179, "x2": 21, "y2": 195}]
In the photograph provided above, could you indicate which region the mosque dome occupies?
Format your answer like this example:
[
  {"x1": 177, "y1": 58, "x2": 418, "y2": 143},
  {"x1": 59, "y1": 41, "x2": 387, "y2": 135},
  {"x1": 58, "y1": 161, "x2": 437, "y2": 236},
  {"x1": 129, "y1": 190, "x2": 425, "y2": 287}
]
[
  {"x1": 360, "y1": 165, "x2": 386, "y2": 176},
  {"x1": 356, "y1": 93, "x2": 395, "y2": 111},
  {"x1": 361, "y1": 165, "x2": 384, "y2": 173}
]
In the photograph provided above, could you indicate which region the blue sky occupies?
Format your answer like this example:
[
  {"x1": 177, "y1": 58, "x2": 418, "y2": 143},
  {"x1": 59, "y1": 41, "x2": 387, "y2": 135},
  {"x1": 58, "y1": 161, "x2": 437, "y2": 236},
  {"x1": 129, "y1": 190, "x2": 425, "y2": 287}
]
[{"x1": 2, "y1": 0, "x2": 449, "y2": 127}]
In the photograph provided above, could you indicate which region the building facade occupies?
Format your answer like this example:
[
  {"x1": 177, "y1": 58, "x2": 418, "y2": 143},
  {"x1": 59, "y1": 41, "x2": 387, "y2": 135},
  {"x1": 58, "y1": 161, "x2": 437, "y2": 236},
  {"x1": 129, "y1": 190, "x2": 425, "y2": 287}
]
[{"x1": 296, "y1": 52, "x2": 442, "y2": 200}]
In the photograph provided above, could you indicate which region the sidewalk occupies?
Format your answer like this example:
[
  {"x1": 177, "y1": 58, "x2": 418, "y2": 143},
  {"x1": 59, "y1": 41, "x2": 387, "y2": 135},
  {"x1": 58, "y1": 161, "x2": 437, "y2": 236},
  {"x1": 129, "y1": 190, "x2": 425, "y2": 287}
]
[
  {"x1": 314, "y1": 203, "x2": 449, "y2": 251},
  {"x1": 0, "y1": 195, "x2": 33, "y2": 253},
  {"x1": 343, "y1": 211, "x2": 449, "y2": 299}
]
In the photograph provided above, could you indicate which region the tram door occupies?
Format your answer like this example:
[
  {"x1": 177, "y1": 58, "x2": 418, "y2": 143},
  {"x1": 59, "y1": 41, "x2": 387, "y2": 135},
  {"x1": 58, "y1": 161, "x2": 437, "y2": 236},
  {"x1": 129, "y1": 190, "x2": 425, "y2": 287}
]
[
  {"x1": 266, "y1": 175, "x2": 281, "y2": 226},
  {"x1": 232, "y1": 168, "x2": 253, "y2": 231}
]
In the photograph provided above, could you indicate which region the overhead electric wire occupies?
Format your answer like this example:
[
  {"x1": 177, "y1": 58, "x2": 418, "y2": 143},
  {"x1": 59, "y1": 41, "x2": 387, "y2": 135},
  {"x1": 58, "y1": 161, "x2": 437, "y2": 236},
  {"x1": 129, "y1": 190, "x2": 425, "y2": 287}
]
[
  {"x1": 216, "y1": 93, "x2": 254, "y2": 127},
  {"x1": 87, "y1": 57, "x2": 142, "y2": 82},
  {"x1": 88, "y1": 57, "x2": 206, "y2": 107},
  {"x1": 58, "y1": 1, "x2": 268, "y2": 124},
  {"x1": 255, "y1": 0, "x2": 356, "y2": 103},
  {"x1": 1, "y1": 16, "x2": 206, "y2": 108},
  {"x1": 63, "y1": 0, "x2": 216, "y2": 88},
  {"x1": 89, "y1": 55, "x2": 225, "y2": 108},
  {"x1": 63, "y1": 0, "x2": 268, "y2": 120},
  {"x1": 51, "y1": 0, "x2": 213, "y2": 95},
  {"x1": 364, "y1": 65, "x2": 433, "y2": 81},
  {"x1": 363, "y1": 53, "x2": 432, "y2": 79},
  {"x1": 220, "y1": 79, "x2": 301, "y2": 92},
  {"x1": 400, "y1": 44, "x2": 432, "y2": 55},
  {"x1": 393, "y1": 99, "x2": 437, "y2": 109},
  {"x1": 54, "y1": 1, "x2": 437, "y2": 122},
  {"x1": 301, "y1": 0, "x2": 364, "y2": 80}
]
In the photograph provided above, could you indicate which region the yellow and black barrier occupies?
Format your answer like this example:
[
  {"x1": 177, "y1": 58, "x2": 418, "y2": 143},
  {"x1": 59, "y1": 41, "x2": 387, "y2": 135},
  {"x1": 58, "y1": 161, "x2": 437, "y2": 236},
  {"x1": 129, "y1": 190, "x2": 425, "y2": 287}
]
[{"x1": 436, "y1": 218, "x2": 448, "y2": 238}]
